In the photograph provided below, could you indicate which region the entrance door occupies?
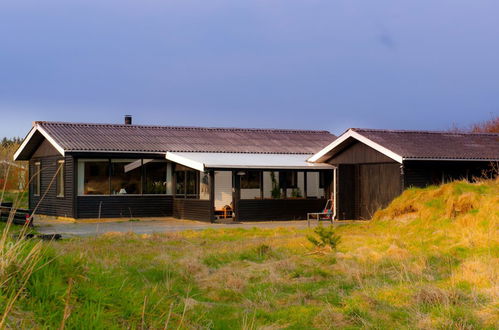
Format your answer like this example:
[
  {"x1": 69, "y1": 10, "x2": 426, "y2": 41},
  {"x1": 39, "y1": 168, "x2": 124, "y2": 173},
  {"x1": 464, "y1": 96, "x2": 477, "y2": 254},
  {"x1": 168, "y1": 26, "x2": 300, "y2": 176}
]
[{"x1": 214, "y1": 171, "x2": 232, "y2": 211}]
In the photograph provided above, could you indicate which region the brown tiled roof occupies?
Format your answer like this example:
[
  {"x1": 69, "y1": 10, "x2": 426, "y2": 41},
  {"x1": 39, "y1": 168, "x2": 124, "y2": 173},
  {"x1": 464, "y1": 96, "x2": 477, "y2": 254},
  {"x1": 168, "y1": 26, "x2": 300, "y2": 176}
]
[
  {"x1": 353, "y1": 128, "x2": 499, "y2": 160},
  {"x1": 37, "y1": 121, "x2": 336, "y2": 154}
]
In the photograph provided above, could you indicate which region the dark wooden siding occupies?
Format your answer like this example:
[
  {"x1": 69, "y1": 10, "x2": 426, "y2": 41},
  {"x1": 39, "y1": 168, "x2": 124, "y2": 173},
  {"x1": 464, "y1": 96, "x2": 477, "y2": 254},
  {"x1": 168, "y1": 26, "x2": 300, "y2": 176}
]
[
  {"x1": 77, "y1": 196, "x2": 173, "y2": 218},
  {"x1": 328, "y1": 141, "x2": 395, "y2": 164},
  {"x1": 330, "y1": 143, "x2": 402, "y2": 220},
  {"x1": 358, "y1": 163, "x2": 401, "y2": 219},
  {"x1": 238, "y1": 198, "x2": 326, "y2": 221},
  {"x1": 32, "y1": 139, "x2": 60, "y2": 158},
  {"x1": 337, "y1": 164, "x2": 401, "y2": 220},
  {"x1": 404, "y1": 161, "x2": 493, "y2": 188},
  {"x1": 30, "y1": 155, "x2": 74, "y2": 217},
  {"x1": 173, "y1": 199, "x2": 211, "y2": 222},
  {"x1": 337, "y1": 165, "x2": 356, "y2": 220}
]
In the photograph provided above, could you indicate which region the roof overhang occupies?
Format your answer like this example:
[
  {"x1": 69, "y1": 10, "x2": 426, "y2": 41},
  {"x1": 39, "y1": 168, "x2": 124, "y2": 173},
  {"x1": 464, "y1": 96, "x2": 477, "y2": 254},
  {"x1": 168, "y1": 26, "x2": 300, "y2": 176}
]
[
  {"x1": 402, "y1": 157, "x2": 499, "y2": 162},
  {"x1": 166, "y1": 152, "x2": 335, "y2": 172},
  {"x1": 14, "y1": 124, "x2": 66, "y2": 161},
  {"x1": 308, "y1": 129, "x2": 404, "y2": 163}
]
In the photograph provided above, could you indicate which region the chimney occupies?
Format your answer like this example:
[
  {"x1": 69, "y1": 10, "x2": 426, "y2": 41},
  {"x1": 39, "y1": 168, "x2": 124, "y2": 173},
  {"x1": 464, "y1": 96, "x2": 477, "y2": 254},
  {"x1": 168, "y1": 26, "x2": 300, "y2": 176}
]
[{"x1": 124, "y1": 115, "x2": 132, "y2": 125}]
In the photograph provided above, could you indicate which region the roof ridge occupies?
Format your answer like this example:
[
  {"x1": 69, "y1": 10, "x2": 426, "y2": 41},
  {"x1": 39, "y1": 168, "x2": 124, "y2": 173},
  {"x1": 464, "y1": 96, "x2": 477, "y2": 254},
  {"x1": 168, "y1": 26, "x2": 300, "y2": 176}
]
[
  {"x1": 35, "y1": 121, "x2": 333, "y2": 134},
  {"x1": 351, "y1": 128, "x2": 499, "y2": 136}
]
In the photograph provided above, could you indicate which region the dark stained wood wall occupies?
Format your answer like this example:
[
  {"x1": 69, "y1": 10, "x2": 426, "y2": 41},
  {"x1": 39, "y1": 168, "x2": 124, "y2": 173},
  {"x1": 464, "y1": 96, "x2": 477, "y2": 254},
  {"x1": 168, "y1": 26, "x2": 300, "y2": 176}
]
[
  {"x1": 77, "y1": 195, "x2": 173, "y2": 218},
  {"x1": 32, "y1": 139, "x2": 60, "y2": 158},
  {"x1": 330, "y1": 142, "x2": 402, "y2": 220},
  {"x1": 173, "y1": 199, "x2": 211, "y2": 222},
  {"x1": 30, "y1": 155, "x2": 74, "y2": 218},
  {"x1": 328, "y1": 141, "x2": 395, "y2": 164},
  {"x1": 238, "y1": 198, "x2": 326, "y2": 221},
  {"x1": 358, "y1": 163, "x2": 401, "y2": 219},
  {"x1": 337, "y1": 165, "x2": 356, "y2": 220},
  {"x1": 404, "y1": 161, "x2": 493, "y2": 188}
]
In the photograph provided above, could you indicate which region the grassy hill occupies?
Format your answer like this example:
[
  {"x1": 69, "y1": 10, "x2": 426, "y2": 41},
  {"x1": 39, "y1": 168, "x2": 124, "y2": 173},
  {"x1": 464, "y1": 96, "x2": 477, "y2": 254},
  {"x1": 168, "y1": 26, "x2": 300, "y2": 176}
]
[{"x1": 1, "y1": 179, "x2": 498, "y2": 329}]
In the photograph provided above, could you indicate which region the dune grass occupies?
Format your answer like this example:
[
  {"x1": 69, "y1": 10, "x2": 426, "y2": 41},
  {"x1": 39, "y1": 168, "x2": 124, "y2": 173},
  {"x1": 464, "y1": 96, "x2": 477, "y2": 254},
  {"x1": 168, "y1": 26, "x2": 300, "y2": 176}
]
[{"x1": 1, "y1": 179, "x2": 498, "y2": 328}]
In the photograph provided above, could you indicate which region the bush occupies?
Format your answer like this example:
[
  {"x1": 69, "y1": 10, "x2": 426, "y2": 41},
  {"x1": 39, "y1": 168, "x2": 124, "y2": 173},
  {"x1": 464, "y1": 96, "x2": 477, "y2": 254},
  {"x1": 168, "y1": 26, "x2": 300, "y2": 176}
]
[{"x1": 307, "y1": 224, "x2": 341, "y2": 251}]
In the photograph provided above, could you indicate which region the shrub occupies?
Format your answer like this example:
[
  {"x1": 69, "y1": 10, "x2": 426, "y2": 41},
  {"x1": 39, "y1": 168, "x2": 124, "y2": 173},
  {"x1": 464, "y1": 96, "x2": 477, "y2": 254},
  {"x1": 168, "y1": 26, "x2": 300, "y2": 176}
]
[{"x1": 307, "y1": 224, "x2": 341, "y2": 251}]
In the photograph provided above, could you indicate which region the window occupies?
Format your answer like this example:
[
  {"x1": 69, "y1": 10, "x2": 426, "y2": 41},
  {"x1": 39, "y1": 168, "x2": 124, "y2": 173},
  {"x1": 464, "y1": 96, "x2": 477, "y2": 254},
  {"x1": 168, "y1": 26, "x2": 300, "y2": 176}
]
[
  {"x1": 33, "y1": 162, "x2": 41, "y2": 196},
  {"x1": 175, "y1": 165, "x2": 198, "y2": 198},
  {"x1": 175, "y1": 170, "x2": 186, "y2": 196},
  {"x1": 319, "y1": 172, "x2": 325, "y2": 189},
  {"x1": 77, "y1": 158, "x2": 172, "y2": 196},
  {"x1": 241, "y1": 171, "x2": 261, "y2": 189},
  {"x1": 82, "y1": 160, "x2": 110, "y2": 195},
  {"x1": 111, "y1": 160, "x2": 141, "y2": 194},
  {"x1": 143, "y1": 160, "x2": 168, "y2": 194},
  {"x1": 56, "y1": 160, "x2": 65, "y2": 197},
  {"x1": 280, "y1": 171, "x2": 297, "y2": 188},
  {"x1": 186, "y1": 171, "x2": 197, "y2": 196}
]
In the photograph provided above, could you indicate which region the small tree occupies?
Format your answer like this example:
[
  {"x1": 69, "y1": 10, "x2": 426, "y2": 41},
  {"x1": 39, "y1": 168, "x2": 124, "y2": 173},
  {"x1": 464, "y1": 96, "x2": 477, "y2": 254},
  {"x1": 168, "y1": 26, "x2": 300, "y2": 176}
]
[{"x1": 307, "y1": 224, "x2": 341, "y2": 251}]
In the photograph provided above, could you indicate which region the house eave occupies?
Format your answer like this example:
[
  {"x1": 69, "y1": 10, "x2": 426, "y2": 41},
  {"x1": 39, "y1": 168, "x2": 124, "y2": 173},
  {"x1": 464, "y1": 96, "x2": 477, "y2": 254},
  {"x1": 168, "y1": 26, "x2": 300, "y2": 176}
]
[
  {"x1": 308, "y1": 129, "x2": 404, "y2": 164},
  {"x1": 14, "y1": 125, "x2": 65, "y2": 161}
]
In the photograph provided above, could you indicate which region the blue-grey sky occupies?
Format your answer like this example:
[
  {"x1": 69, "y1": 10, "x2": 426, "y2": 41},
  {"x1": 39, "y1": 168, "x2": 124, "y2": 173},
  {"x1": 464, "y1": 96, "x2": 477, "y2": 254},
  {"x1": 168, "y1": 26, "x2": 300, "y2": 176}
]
[{"x1": 1, "y1": 0, "x2": 498, "y2": 138}]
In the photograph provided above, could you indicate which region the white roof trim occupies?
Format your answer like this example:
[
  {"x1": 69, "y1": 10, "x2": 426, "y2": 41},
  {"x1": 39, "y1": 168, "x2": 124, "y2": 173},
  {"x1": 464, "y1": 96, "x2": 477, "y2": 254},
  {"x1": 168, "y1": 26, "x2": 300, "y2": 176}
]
[
  {"x1": 166, "y1": 152, "x2": 335, "y2": 170},
  {"x1": 308, "y1": 129, "x2": 404, "y2": 163},
  {"x1": 13, "y1": 126, "x2": 37, "y2": 161},
  {"x1": 165, "y1": 152, "x2": 205, "y2": 172},
  {"x1": 14, "y1": 124, "x2": 65, "y2": 160},
  {"x1": 37, "y1": 125, "x2": 66, "y2": 157}
]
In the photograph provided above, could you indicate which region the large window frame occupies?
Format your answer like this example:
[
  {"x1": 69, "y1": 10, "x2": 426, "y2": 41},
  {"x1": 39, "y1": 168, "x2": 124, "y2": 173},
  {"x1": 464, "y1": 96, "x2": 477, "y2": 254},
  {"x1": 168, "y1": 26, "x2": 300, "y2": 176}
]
[
  {"x1": 174, "y1": 165, "x2": 199, "y2": 199},
  {"x1": 56, "y1": 160, "x2": 65, "y2": 197},
  {"x1": 241, "y1": 170, "x2": 261, "y2": 189},
  {"x1": 280, "y1": 171, "x2": 298, "y2": 189},
  {"x1": 77, "y1": 158, "x2": 171, "y2": 196},
  {"x1": 33, "y1": 161, "x2": 41, "y2": 196},
  {"x1": 143, "y1": 160, "x2": 169, "y2": 195},
  {"x1": 110, "y1": 159, "x2": 142, "y2": 195}
]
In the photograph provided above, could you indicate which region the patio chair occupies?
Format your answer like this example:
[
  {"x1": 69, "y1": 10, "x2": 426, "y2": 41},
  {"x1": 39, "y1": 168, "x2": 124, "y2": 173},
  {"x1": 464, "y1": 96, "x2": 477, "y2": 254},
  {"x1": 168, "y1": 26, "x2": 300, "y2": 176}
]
[{"x1": 307, "y1": 197, "x2": 334, "y2": 227}]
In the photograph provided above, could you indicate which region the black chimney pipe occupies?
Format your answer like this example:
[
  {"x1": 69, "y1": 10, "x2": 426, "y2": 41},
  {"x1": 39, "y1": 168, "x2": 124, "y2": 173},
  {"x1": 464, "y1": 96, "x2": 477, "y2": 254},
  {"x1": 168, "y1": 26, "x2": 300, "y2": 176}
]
[{"x1": 124, "y1": 115, "x2": 132, "y2": 125}]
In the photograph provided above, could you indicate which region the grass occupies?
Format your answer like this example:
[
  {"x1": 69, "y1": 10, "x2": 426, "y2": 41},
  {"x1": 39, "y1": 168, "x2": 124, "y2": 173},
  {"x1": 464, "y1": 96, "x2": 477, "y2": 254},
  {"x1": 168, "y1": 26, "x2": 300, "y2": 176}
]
[
  {"x1": 0, "y1": 178, "x2": 498, "y2": 328},
  {"x1": 0, "y1": 190, "x2": 28, "y2": 209}
]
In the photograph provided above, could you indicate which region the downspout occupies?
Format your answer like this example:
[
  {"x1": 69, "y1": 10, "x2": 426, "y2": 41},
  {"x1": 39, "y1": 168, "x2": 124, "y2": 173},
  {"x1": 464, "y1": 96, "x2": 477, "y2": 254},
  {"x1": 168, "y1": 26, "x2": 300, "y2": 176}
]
[{"x1": 333, "y1": 166, "x2": 337, "y2": 221}]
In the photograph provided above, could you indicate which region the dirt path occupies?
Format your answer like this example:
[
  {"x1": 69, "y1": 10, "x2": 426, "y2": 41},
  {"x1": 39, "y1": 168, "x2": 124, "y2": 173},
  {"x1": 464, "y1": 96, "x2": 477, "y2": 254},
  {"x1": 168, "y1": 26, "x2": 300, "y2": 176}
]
[{"x1": 34, "y1": 218, "x2": 332, "y2": 237}]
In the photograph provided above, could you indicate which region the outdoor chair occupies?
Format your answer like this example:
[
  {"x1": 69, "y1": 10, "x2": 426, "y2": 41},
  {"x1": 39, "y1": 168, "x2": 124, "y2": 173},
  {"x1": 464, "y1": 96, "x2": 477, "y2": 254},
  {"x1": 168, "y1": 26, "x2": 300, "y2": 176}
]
[{"x1": 307, "y1": 197, "x2": 334, "y2": 227}]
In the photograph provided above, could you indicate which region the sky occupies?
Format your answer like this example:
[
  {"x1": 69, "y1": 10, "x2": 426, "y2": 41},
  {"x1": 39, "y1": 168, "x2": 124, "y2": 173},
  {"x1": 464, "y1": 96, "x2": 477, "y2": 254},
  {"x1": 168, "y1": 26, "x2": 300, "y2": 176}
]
[{"x1": 1, "y1": 0, "x2": 498, "y2": 138}]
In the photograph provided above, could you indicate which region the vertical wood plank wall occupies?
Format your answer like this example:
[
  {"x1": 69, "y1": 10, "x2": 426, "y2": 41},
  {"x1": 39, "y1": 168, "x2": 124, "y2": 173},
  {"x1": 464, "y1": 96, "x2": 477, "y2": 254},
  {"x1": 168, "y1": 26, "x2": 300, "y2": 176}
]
[
  {"x1": 29, "y1": 155, "x2": 74, "y2": 217},
  {"x1": 173, "y1": 198, "x2": 212, "y2": 222}
]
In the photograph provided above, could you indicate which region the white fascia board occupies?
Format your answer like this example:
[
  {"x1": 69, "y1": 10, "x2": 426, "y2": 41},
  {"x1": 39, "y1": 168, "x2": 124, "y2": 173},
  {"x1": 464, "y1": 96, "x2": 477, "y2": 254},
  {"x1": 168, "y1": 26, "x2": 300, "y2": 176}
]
[
  {"x1": 204, "y1": 165, "x2": 335, "y2": 170},
  {"x1": 165, "y1": 152, "x2": 205, "y2": 172},
  {"x1": 308, "y1": 129, "x2": 403, "y2": 164},
  {"x1": 37, "y1": 126, "x2": 65, "y2": 157},
  {"x1": 13, "y1": 126, "x2": 37, "y2": 161},
  {"x1": 307, "y1": 130, "x2": 354, "y2": 162},
  {"x1": 13, "y1": 125, "x2": 66, "y2": 160},
  {"x1": 350, "y1": 131, "x2": 403, "y2": 163}
]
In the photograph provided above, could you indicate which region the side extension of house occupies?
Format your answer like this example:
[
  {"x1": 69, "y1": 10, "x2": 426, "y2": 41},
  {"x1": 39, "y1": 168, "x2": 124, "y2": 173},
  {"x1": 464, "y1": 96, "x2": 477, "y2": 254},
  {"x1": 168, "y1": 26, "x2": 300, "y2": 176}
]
[{"x1": 308, "y1": 128, "x2": 499, "y2": 220}]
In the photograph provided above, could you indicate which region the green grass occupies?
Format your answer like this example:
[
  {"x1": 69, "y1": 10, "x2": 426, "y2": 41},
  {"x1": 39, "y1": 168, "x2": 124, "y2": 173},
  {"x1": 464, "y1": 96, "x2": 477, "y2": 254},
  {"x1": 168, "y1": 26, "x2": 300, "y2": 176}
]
[
  {"x1": 1, "y1": 179, "x2": 498, "y2": 328},
  {"x1": 0, "y1": 190, "x2": 28, "y2": 209}
]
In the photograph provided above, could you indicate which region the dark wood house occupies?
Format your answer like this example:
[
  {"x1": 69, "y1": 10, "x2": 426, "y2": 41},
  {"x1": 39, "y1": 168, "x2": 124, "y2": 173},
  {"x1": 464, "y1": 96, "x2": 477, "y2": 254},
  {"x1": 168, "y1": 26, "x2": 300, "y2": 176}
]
[
  {"x1": 14, "y1": 118, "x2": 336, "y2": 221},
  {"x1": 308, "y1": 128, "x2": 499, "y2": 219}
]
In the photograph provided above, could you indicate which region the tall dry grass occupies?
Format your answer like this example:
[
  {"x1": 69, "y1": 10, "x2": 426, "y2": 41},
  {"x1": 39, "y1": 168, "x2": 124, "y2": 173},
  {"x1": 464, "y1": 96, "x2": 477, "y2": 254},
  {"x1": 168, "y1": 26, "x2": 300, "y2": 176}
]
[{"x1": 0, "y1": 155, "x2": 62, "y2": 327}]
